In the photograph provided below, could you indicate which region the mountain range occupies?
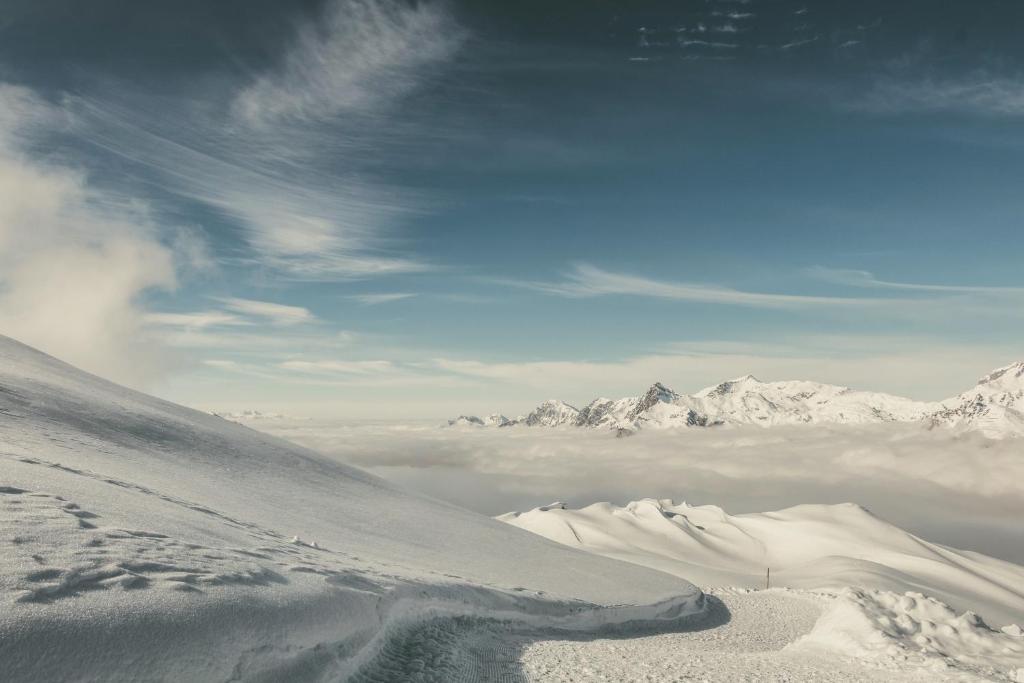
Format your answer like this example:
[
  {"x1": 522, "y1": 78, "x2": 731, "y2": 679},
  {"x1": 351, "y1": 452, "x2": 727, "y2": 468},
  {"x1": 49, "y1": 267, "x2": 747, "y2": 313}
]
[{"x1": 449, "y1": 361, "x2": 1024, "y2": 439}]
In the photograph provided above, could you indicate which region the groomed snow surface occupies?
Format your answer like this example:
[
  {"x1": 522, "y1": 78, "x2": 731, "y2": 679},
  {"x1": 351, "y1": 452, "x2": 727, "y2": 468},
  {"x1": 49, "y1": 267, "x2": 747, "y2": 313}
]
[{"x1": 2, "y1": 334, "x2": 1023, "y2": 681}]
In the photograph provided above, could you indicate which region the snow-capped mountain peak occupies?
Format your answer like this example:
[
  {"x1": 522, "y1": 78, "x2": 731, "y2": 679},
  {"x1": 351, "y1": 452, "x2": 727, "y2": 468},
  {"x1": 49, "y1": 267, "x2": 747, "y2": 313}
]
[
  {"x1": 933, "y1": 360, "x2": 1024, "y2": 439},
  {"x1": 448, "y1": 363, "x2": 1024, "y2": 438},
  {"x1": 695, "y1": 374, "x2": 762, "y2": 398},
  {"x1": 975, "y1": 361, "x2": 1024, "y2": 393},
  {"x1": 484, "y1": 413, "x2": 512, "y2": 427},
  {"x1": 629, "y1": 382, "x2": 681, "y2": 413},
  {"x1": 523, "y1": 399, "x2": 580, "y2": 427},
  {"x1": 447, "y1": 415, "x2": 485, "y2": 427}
]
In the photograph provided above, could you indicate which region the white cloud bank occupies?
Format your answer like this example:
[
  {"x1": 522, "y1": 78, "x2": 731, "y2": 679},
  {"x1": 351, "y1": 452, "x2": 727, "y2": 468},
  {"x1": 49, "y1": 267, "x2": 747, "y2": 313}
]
[
  {"x1": 250, "y1": 419, "x2": 1024, "y2": 564},
  {"x1": 0, "y1": 85, "x2": 197, "y2": 387}
]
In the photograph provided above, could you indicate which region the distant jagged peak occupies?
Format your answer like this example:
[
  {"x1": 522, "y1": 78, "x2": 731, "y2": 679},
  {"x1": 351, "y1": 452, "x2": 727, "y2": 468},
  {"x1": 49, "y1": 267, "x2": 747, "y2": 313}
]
[
  {"x1": 523, "y1": 399, "x2": 580, "y2": 427},
  {"x1": 627, "y1": 382, "x2": 684, "y2": 420},
  {"x1": 483, "y1": 413, "x2": 512, "y2": 427},
  {"x1": 537, "y1": 398, "x2": 577, "y2": 409},
  {"x1": 447, "y1": 415, "x2": 485, "y2": 427},
  {"x1": 643, "y1": 381, "x2": 681, "y2": 401}
]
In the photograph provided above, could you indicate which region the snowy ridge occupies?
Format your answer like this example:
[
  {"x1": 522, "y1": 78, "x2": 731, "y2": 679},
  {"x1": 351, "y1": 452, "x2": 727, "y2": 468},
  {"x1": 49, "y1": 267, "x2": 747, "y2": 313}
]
[
  {"x1": 0, "y1": 335, "x2": 705, "y2": 681},
  {"x1": 452, "y1": 363, "x2": 1024, "y2": 438},
  {"x1": 499, "y1": 498, "x2": 1024, "y2": 629}
]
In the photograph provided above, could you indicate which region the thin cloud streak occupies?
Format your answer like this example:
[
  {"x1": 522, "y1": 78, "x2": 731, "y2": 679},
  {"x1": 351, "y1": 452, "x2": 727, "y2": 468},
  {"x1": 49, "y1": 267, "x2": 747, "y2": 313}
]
[
  {"x1": 858, "y1": 73, "x2": 1024, "y2": 117},
  {"x1": 349, "y1": 292, "x2": 417, "y2": 305},
  {"x1": 514, "y1": 263, "x2": 890, "y2": 309},
  {"x1": 280, "y1": 359, "x2": 396, "y2": 375},
  {"x1": 145, "y1": 311, "x2": 252, "y2": 329},
  {"x1": 808, "y1": 266, "x2": 1024, "y2": 295},
  {"x1": 218, "y1": 297, "x2": 316, "y2": 326}
]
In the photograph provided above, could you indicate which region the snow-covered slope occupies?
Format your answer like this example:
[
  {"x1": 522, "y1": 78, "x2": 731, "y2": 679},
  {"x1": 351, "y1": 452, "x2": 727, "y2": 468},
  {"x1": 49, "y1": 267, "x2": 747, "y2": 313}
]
[
  {"x1": 452, "y1": 364, "x2": 1024, "y2": 437},
  {"x1": 0, "y1": 336, "x2": 704, "y2": 681},
  {"x1": 500, "y1": 498, "x2": 1024, "y2": 628}
]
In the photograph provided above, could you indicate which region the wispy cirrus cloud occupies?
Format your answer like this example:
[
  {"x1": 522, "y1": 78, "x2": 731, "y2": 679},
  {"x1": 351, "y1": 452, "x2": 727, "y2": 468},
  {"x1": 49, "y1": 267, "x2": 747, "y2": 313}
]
[
  {"x1": 807, "y1": 266, "x2": 1024, "y2": 296},
  {"x1": 512, "y1": 263, "x2": 882, "y2": 309},
  {"x1": 67, "y1": 0, "x2": 464, "y2": 280},
  {"x1": 145, "y1": 311, "x2": 252, "y2": 329},
  {"x1": 217, "y1": 297, "x2": 316, "y2": 326},
  {"x1": 858, "y1": 73, "x2": 1024, "y2": 117},
  {"x1": 224, "y1": 0, "x2": 462, "y2": 277},
  {"x1": 349, "y1": 292, "x2": 417, "y2": 305},
  {"x1": 279, "y1": 359, "x2": 396, "y2": 375},
  {"x1": 234, "y1": 0, "x2": 463, "y2": 126}
]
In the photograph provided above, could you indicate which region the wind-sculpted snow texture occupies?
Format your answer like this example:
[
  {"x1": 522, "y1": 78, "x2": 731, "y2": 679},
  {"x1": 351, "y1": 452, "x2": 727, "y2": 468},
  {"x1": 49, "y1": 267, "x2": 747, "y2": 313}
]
[
  {"x1": 451, "y1": 362, "x2": 1024, "y2": 438},
  {"x1": 0, "y1": 335, "x2": 705, "y2": 681}
]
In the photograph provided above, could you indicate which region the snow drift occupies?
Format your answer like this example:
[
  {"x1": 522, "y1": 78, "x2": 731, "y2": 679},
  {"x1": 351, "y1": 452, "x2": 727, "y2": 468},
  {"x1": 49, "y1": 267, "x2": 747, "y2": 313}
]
[{"x1": 0, "y1": 335, "x2": 704, "y2": 681}]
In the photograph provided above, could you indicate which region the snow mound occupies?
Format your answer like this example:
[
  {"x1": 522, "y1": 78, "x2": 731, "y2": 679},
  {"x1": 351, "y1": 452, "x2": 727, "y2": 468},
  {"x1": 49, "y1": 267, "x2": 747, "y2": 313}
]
[
  {"x1": 792, "y1": 588, "x2": 1024, "y2": 680},
  {"x1": 0, "y1": 335, "x2": 703, "y2": 681},
  {"x1": 499, "y1": 498, "x2": 1024, "y2": 628}
]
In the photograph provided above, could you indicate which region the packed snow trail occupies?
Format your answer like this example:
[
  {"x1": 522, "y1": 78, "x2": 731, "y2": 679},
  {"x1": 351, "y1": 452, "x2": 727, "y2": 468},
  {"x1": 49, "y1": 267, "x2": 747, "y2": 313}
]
[
  {"x1": 349, "y1": 589, "x2": 1014, "y2": 681},
  {"x1": 348, "y1": 605, "x2": 717, "y2": 683},
  {"x1": 519, "y1": 590, "x2": 989, "y2": 682}
]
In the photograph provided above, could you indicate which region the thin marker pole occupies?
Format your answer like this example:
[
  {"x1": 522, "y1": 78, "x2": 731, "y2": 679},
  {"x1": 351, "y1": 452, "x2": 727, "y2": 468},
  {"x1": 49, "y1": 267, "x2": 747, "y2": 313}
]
[{"x1": 766, "y1": 567, "x2": 770, "y2": 590}]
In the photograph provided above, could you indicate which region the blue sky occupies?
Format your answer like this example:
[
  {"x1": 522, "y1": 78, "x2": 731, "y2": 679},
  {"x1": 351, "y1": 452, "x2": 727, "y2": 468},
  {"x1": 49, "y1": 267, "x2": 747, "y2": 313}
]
[{"x1": 1, "y1": 0, "x2": 1023, "y2": 417}]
